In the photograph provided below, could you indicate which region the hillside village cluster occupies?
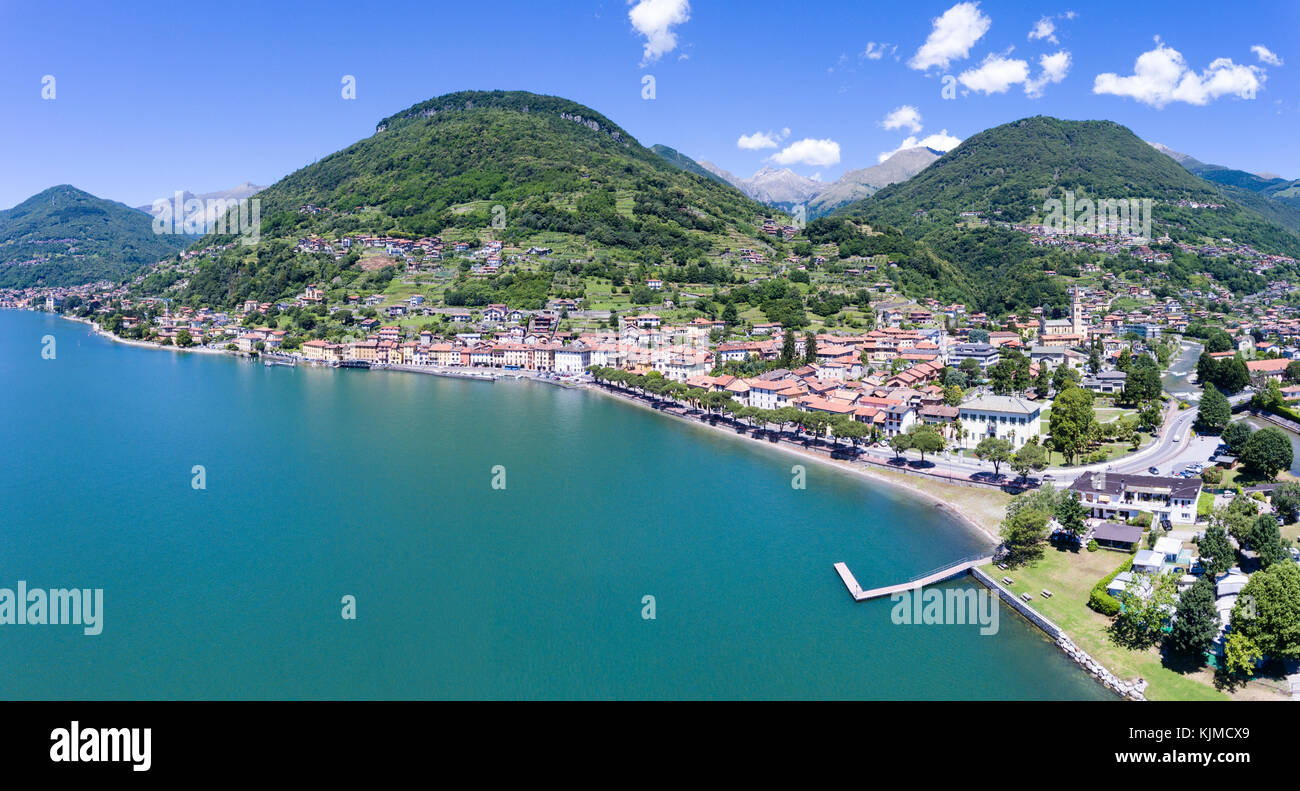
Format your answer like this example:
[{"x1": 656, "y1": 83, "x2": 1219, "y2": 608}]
[{"x1": 11, "y1": 234, "x2": 1300, "y2": 455}]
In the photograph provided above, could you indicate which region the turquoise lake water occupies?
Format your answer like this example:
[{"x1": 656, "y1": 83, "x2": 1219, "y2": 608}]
[{"x1": 0, "y1": 309, "x2": 1109, "y2": 699}]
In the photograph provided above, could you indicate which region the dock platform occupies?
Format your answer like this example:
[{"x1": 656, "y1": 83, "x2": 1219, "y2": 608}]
[{"x1": 833, "y1": 555, "x2": 994, "y2": 601}]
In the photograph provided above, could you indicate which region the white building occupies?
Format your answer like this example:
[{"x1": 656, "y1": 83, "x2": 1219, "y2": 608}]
[
  {"x1": 956, "y1": 395, "x2": 1042, "y2": 449},
  {"x1": 1069, "y1": 471, "x2": 1201, "y2": 526},
  {"x1": 553, "y1": 347, "x2": 592, "y2": 374}
]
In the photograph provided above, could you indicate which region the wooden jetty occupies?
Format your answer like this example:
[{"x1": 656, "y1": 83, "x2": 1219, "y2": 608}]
[{"x1": 833, "y1": 554, "x2": 994, "y2": 601}]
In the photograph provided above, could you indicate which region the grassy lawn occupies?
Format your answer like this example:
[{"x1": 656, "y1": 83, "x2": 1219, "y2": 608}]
[
  {"x1": 1218, "y1": 466, "x2": 1298, "y2": 487},
  {"x1": 986, "y1": 547, "x2": 1233, "y2": 701},
  {"x1": 1042, "y1": 434, "x2": 1151, "y2": 468},
  {"x1": 1197, "y1": 491, "x2": 1215, "y2": 519}
]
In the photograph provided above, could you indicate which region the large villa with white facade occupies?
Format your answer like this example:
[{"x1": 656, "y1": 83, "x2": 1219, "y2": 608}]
[{"x1": 956, "y1": 395, "x2": 1042, "y2": 450}]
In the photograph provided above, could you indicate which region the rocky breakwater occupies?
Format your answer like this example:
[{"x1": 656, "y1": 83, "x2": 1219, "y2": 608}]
[{"x1": 1057, "y1": 635, "x2": 1148, "y2": 701}]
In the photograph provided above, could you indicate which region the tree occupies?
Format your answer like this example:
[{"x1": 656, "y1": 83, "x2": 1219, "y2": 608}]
[
  {"x1": 1228, "y1": 561, "x2": 1300, "y2": 671},
  {"x1": 1272, "y1": 482, "x2": 1300, "y2": 524},
  {"x1": 1195, "y1": 351, "x2": 1217, "y2": 386},
  {"x1": 1166, "y1": 574, "x2": 1218, "y2": 662},
  {"x1": 1205, "y1": 329, "x2": 1233, "y2": 353},
  {"x1": 942, "y1": 384, "x2": 963, "y2": 407},
  {"x1": 721, "y1": 301, "x2": 739, "y2": 326},
  {"x1": 908, "y1": 426, "x2": 945, "y2": 462},
  {"x1": 1000, "y1": 506, "x2": 1050, "y2": 565},
  {"x1": 889, "y1": 433, "x2": 913, "y2": 460},
  {"x1": 1088, "y1": 345, "x2": 1101, "y2": 376},
  {"x1": 833, "y1": 417, "x2": 868, "y2": 447},
  {"x1": 1255, "y1": 378, "x2": 1285, "y2": 412},
  {"x1": 1048, "y1": 386, "x2": 1096, "y2": 465},
  {"x1": 1054, "y1": 491, "x2": 1088, "y2": 539},
  {"x1": 1194, "y1": 384, "x2": 1230, "y2": 433},
  {"x1": 988, "y1": 358, "x2": 1017, "y2": 395},
  {"x1": 1285, "y1": 360, "x2": 1300, "y2": 384},
  {"x1": 803, "y1": 332, "x2": 818, "y2": 365},
  {"x1": 781, "y1": 328, "x2": 797, "y2": 365},
  {"x1": 1011, "y1": 442, "x2": 1048, "y2": 481},
  {"x1": 1241, "y1": 426, "x2": 1293, "y2": 480},
  {"x1": 974, "y1": 436, "x2": 1013, "y2": 478},
  {"x1": 1121, "y1": 355, "x2": 1162, "y2": 404},
  {"x1": 1137, "y1": 401, "x2": 1163, "y2": 432},
  {"x1": 175, "y1": 329, "x2": 194, "y2": 348},
  {"x1": 1052, "y1": 362, "x2": 1080, "y2": 394},
  {"x1": 1250, "y1": 514, "x2": 1289, "y2": 569},
  {"x1": 959, "y1": 358, "x2": 983, "y2": 382},
  {"x1": 1111, "y1": 571, "x2": 1178, "y2": 649},
  {"x1": 1214, "y1": 355, "x2": 1250, "y2": 394},
  {"x1": 1198, "y1": 523, "x2": 1235, "y2": 575},
  {"x1": 1221, "y1": 421, "x2": 1254, "y2": 456},
  {"x1": 968, "y1": 328, "x2": 989, "y2": 344},
  {"x1": 1224, "y1": 631, "x2": 1264, "y2": 677},
  {"x1": 1034, "y1": 363, "x2": 1051, "y2": 398}
]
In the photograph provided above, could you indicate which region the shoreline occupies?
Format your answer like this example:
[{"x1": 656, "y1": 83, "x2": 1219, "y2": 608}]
[
  {"x1": 52, "y1": 309, "x2": 1006, "y2": 540},
  {"x1": 59, "y1": 314, "x2": 233, "y2": 356},
  {"x1": 582, "y1": 382, "x2": 1005, "y2": 545},
  {"x1": 49, "y1": 308, "x2": 1004, "y2": 542},
  {"x1": 45, "y1": 305, "x2": 1003, "y2": 541}
]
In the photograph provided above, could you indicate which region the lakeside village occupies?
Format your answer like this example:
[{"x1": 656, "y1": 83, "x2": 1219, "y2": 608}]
[{"x1": 10, "y1": 223, "x2": 1300, "y2": 699}]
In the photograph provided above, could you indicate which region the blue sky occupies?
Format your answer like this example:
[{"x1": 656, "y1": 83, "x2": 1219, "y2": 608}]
[{"x1": 0, "y1": 0, "x2": 1296, "y2": 209}]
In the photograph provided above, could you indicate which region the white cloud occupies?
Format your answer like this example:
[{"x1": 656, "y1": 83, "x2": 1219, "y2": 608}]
[
  {"x1": 1028, "y1": 16, "x2": 1057, "y2": 44},
  {"x1": 863, "y1": 41, "x2": 896, "y2": 61},
  {"x1": 770, "y1": 138, "x2": 842, "y2": 167},
  {"x1": 1252, "y1": 44, "x2": 1284, "y2": 67},
  {"x1": 878, "y1": 130, "x2": 962, "y2": 162},
  {"x1": 908, "y1": 2, "x2": 992, "y2": 71},
  {"x1": 881, "y1": 105, "x2": 924, "y2": 134},
  {"x1": 737, "y1": 131, "x2": 780, "y2": 150},
  {"x1": 1025, "y1": 50, "x2": 1072, "y2": 98},
  {"x1": 1093, "y1": 39, "x2": 1266, "y2": 107},
  {"x1": 958, "y1": 53, "x2": 1031, "y2": 94},
  {"x1": 737, "y1": 128, "x2": 791, "y2": 150},
  {"x1": 628, "y1": 0, "x2": 691, "y2": 65}
]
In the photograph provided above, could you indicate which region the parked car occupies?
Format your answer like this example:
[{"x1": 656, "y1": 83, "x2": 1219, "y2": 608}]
[{"x1": 1148, "y1": 466, "x2": 1160, "y2": 475}]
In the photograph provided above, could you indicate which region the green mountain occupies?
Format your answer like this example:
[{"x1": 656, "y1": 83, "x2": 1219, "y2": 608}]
[
  {"x1": 1146, "y1": 143, "x2": 1300, "y2": 229},
  {"x1": 842, "y1": 116, "x2": 1300, "y2": 257},
  {"x1": 0, "y1": 185, "x2": 187, "y2": 288},
  {"x1": 184, "y1": 90, "x2": 776, "y2": 307},
  {"x1": 1191, "y1": 165, "x2": 1300, "y2": 213},
  {"x1": 650, "y1": 143, "x2": 736, "y2": 188}
]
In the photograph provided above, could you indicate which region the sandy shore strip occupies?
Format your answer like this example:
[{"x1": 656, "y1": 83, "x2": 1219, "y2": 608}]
[
  {"x1": 582, "y1": 382, "x2": 1008, "y2": 545},
  {"x1": 61, "y1": 315, "x2": 232, "y2": 356}
]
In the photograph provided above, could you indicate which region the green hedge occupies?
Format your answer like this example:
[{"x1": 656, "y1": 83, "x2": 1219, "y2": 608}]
[
  {"x1": 1087, "y1": 555, "x2": 1135, "y2": 616},
  {"x1": 1274, "y1": 403, "x2": 1300, "y2": 423}
]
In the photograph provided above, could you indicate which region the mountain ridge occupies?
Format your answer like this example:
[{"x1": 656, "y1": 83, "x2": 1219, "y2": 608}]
[{"x1": 0, "y1": 184, "x2": 187, "y2": 288}]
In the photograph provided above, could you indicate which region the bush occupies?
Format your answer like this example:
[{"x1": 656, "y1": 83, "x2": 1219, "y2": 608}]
[
  {"x1": 1089, "y1": 589, "x2": 1121, "y2": 616},
  {"x1": 1087, "y1": 539, "x2": 1099, "y2": 552},
  {"x1": 1088, "y1": 555, "x2": 1136, "y2": 616},
  {"x1": 1129, "y1": 512, "x2": 1153, "y2": 528},
  {"x1": 1201, "y1": 466, "x2": 1223, "y2": 485}
]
